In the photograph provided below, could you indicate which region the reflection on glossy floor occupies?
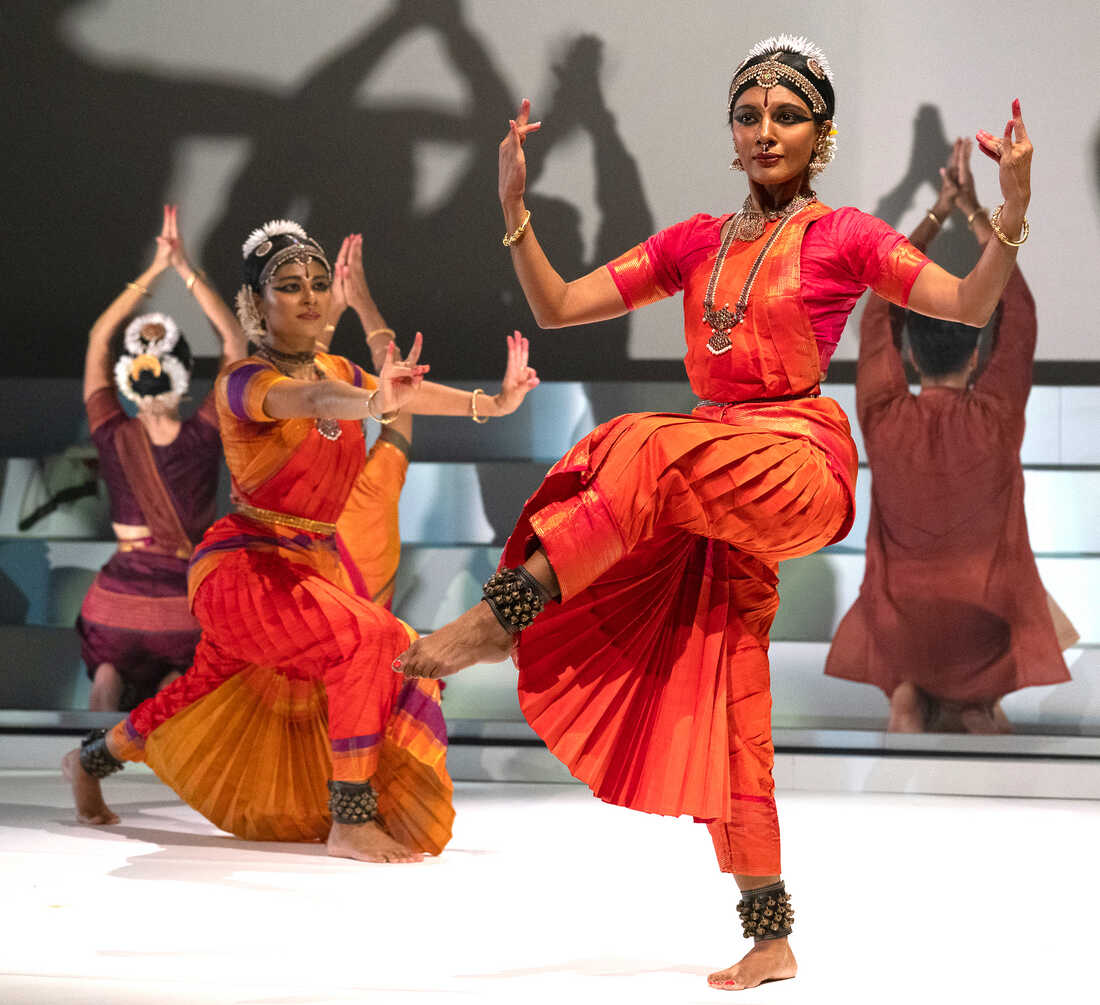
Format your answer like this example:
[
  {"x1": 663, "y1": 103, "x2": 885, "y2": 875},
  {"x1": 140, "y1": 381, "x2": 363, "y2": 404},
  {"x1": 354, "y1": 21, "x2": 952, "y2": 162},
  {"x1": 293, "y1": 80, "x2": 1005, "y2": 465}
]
[{"x1": 2, "y1": 771, "x2": 1097, "y2": 1004}]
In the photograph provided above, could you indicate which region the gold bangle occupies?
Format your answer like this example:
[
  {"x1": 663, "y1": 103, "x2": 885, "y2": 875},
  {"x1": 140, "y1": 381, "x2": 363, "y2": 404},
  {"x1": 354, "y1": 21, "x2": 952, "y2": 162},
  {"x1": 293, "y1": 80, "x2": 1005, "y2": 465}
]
[
  {"x1": 925, "y1": 209, "x2": 942, "y2": 227},
  {"x1": 367, "y1": 389, "x2": 398, "y2": 425},
  {"x1": 470, "y1": 387, "x2": 490, "y2": 423},
  {"x1": 126, "y1": 281, "x2": 150, "y2": 297},
  {"x1": 366, "y1": 327, "x2": 395, "y2": 342},
  {"x1": 989, "y1": 204, "x2": 1029, "y2": 247},
  {"x1": 502, "y1": 210, "x2": 532, "y2": 248},
  {"x1": 185, "y1": 272, "x2": 198, "y2": 292},
  {"x1": 966, "y1": 207, "x2": 986, "y2": 227}
]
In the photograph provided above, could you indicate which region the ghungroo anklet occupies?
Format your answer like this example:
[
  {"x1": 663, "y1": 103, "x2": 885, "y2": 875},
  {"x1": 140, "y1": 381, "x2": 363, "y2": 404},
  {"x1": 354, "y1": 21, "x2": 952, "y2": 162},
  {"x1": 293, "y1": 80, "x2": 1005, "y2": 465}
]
[
  {"x1": 737, "y1": 881, "x2": 794, "y2": 941},
  {"x1": 327, "y1": 779, "x2": 379, "y2": 825},
  {"x1": 79, "y1": 728, "x2": 124, "y2": 779},
  {"x1": 482, "y1": 567, "x2": 548, "y2": 634}
]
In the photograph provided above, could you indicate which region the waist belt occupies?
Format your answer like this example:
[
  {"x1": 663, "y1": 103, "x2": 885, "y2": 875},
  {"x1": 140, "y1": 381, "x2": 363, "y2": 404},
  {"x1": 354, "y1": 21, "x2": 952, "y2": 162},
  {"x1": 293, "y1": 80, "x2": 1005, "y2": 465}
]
[
  {"x1": 236, "y1": 503, "x2": 337, "y2": 536},
  {"x1": 695, "y1": 390, "x2": 821, "y2": 409}
]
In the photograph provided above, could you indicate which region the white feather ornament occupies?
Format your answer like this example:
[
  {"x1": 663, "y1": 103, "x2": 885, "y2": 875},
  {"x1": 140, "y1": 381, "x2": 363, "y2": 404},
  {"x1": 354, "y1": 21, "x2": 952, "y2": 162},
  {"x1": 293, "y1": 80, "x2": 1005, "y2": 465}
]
[{"x1": 242, "y1": 219, "x2": 308, "y2": 259}]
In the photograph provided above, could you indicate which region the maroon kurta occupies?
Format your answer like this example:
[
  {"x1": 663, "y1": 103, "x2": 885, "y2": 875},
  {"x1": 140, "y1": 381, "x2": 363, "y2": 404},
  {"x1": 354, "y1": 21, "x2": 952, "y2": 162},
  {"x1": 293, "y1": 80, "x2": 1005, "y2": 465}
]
[{"x1": 825, "y1": 268, "x2": 1071, "y2": 702}]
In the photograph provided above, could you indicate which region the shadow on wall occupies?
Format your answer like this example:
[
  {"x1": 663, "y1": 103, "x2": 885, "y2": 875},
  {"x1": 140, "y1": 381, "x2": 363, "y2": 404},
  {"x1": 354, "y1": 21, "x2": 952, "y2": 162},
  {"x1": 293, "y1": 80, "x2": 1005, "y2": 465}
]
[
  {"x1": 2, "y1": 1, "x2": 283, "y2": 379},
  {"x1": 6, "y1": 0, "x2": 655, "y2": 382},
  {"x1": 871, "y1": 103, "x2": 977, "y2": 281},
  {"x1": 199, "y1": 3, "x2": 654, "y2": 382}
]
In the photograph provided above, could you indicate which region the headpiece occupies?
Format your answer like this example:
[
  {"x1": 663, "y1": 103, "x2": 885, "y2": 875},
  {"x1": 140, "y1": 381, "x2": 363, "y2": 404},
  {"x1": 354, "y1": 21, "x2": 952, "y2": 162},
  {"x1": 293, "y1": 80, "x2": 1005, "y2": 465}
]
[
  {"x1": 728, "y1": 35, "x2": 838, "y2": 177},
  {"x1": 236, "y1": 219, "x2": 332, "y2": 341},
  {"x1": 240, "y1": 219, "x2": 331, "y2": 292},
  {"x1": 114, "y1": 312, "x2": 192, "y2": 405},
  {"x1": 729, "y1": 35, "x2": 835, "y2": 119}
]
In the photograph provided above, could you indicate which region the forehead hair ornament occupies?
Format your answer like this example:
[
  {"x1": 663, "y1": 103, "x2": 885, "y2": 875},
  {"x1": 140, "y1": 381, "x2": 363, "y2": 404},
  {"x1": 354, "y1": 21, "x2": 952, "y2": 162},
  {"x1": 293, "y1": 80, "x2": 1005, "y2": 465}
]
[
  {"x1": 241, "y1": 219, "x2": 332, "y2": 290},
  {"x1": 728, "y1": 34, "x2": 834, "y2": 118}
]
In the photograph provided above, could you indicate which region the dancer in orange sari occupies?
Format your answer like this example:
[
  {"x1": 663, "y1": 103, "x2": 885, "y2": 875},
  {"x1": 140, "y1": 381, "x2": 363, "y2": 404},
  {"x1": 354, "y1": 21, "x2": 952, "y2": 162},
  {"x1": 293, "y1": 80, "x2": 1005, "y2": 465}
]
[
  {"x1": 65, "y1": 220, "x2": 538, "y2": 863},
  {"x1": 397, "y1": 35, "x2": 1034, "y2": 988}
]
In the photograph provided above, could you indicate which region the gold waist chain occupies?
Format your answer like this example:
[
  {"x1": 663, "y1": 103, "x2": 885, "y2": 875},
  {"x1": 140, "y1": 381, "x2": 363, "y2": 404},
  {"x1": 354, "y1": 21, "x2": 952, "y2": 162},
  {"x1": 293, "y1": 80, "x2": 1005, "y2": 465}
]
[{"x1": 236, "y1": 503, "x2": 337, "y2": 536}]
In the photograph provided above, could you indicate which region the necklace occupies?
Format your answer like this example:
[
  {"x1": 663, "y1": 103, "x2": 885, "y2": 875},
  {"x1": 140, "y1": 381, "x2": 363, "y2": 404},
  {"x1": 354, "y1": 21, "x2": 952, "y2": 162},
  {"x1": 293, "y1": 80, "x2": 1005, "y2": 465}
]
[
  {"x1": 701, "y1": 192, "x2": 816, "y2": 356},
  {"x1": 729, "y1": 190, "x2": 815, "y2": 243},
  {"x1": 256, "y1": 342, "x2": 318, "y2": 367},
  {"x1": 255, "y1": 345, "x2": 342, "y2": 440}
]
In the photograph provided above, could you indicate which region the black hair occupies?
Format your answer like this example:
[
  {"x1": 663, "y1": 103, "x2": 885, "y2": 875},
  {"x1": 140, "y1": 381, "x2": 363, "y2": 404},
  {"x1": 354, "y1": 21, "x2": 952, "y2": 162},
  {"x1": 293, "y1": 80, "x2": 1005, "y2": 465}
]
[{"x1": 905, "y1": 312, "x2": 980, "y2": 378}]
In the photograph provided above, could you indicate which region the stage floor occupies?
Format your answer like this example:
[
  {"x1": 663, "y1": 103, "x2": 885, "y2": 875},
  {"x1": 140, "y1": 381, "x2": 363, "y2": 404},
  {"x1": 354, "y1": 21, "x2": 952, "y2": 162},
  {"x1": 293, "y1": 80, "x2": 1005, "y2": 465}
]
[{"x1": 1, "y1": 770, "x2": 1096, "y2": 1004}]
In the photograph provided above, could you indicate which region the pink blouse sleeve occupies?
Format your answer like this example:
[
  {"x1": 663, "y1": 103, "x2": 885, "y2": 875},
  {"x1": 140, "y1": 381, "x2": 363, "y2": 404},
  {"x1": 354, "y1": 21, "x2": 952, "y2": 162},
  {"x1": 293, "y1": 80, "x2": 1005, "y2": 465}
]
[
  {"x1": 805, "y1": 207, "x2": 931, "y2": 308},
  {"x1": 605, "y1": 214, "x2": 714, "y2": 310}
]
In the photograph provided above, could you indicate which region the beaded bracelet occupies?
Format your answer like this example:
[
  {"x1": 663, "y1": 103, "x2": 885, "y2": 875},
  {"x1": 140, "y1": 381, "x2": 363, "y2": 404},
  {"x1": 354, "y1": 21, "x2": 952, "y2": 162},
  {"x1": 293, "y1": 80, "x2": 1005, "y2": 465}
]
[
  {"x1": 503, "y1": 210, "x2": 532, "y2": 248},
  {"x1": 989, "y1": 204, "x2": 1029, "y2": 247}
]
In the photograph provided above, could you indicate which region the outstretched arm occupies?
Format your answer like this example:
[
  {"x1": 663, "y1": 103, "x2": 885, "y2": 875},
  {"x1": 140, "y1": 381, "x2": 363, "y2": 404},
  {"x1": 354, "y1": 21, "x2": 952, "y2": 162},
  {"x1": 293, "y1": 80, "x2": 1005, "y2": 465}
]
[
  {"x1": 84, "y1": 211, "x2": 174, "y2": 402},
  {"x1": 500, "y1": 100, "x2": 628, "y2": 329},
  {"x1": 160, "y1": 205, "x2": 247, "y2": 367},
  {"x1": 906, "y1": 99, "x2": 1032, "y2": 327},
  {"x1": 263, "y1": 336, "x2": 428, "y2": 420}
]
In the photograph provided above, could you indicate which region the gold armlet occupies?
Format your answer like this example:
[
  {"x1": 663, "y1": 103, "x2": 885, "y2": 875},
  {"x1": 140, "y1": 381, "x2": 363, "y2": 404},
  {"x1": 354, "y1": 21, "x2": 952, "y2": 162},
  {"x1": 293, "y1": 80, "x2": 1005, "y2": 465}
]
[
  {"x1": 502, "y1": 210, "x2": 532, "y2": 248},
  {"x1": 470, "y1": 387, "x2": 490, "y2": 423},
  {"x1": 989, "y1": 204, "x2": 1029, "y2": 247}
]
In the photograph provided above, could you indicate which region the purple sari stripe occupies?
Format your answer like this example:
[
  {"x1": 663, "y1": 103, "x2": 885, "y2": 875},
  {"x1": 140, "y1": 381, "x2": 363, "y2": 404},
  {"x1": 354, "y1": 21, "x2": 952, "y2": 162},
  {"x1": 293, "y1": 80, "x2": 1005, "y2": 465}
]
[
  {"x1": 396, "y1": 680, "x2": 448, "y2": 746},
  {"x1": 331, "y1": 731, "x2": 382, "y2": 753},
  {"x1": 226, "y1": 363, "x2": 267, "y2": 420}
]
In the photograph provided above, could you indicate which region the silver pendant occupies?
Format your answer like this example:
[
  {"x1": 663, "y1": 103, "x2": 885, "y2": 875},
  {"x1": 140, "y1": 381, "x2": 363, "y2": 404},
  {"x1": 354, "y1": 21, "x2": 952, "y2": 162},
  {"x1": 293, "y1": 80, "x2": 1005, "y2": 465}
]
[{"x1": 315, "y1": 417, "x2": 342, "y2": 441}]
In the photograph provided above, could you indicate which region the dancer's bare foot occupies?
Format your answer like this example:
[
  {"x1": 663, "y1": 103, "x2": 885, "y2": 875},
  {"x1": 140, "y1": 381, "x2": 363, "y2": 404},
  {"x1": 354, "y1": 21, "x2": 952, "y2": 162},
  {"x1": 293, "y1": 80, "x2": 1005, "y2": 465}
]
[
  {"x1": 62, "y1": 749, "x2": 120, "y2": 825},
  {"x1": 707, "y1": 938, "x2": 797, "y2": 991},
  {"x1": 887, "y1": 681, "x2": 927, "y2": 733},
  {"x1": 395, "y1": 600, "x2": 512, "y2": 680},
  {"x1": 327, "y1": 821, "x2": 425, "y2": 863}
]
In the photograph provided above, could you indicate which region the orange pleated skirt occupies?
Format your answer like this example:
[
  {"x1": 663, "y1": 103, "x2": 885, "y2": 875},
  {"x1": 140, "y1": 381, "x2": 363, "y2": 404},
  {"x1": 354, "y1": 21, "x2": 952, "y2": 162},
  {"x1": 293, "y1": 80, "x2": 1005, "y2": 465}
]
[
  {"x1": 501, "y1": 403, "x2": 856, "y2": 871},
  {"x1": 111, "y1": 544, "x2": 453, "y2": 853}
]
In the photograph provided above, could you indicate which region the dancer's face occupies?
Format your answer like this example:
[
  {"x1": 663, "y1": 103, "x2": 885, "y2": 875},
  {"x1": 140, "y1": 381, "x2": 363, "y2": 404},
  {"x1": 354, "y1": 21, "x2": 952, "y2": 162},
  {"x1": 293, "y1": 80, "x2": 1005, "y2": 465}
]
[
  {"x1": 731, "y1": 85, "x2": 823, "y2": 187},
  {"x1": 256, "y1": 260, "x2": 332, "y2": 346}
]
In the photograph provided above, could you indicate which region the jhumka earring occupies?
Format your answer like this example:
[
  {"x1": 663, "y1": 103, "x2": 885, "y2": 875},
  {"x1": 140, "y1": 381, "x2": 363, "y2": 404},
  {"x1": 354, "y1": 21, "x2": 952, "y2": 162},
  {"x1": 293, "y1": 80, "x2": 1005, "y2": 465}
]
[
  {"x1": 808, "y1": 127, "x2": 837, "y2": 179},
  {"x1": 729, "y1": 157, "x2": 745, "y2": 172}
]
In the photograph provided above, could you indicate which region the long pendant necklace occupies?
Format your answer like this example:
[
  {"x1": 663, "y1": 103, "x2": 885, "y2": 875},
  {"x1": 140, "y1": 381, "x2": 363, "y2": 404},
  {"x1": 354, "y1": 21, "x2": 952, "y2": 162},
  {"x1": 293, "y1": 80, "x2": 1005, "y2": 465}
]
[
  {"x1": 255, "y1": 345, "x2": 343, "y2": 441},
  {"x1": 702, "y1": 193, "x2": 816, "y2": 356}
]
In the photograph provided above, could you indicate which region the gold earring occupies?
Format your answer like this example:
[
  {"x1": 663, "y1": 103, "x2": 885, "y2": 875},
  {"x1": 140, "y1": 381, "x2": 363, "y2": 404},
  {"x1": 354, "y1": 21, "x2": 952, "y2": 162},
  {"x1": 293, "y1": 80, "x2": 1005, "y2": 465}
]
[{"x1": 729, "y1": 157, "x2": 745, "y2": 172}]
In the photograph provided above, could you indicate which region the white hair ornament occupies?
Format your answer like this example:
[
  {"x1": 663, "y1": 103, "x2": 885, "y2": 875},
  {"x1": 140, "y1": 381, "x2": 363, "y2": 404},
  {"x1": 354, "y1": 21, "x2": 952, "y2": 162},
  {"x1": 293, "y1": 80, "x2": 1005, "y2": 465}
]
[
  {"x1": 115, "y1": 312, "x2": 190, "y2": 404},
  {"x1": 737, "y1": 34, "x2": 834, "y2": 82},
  {"x1": 123, "y1": 312, "x2": 180, "y2": 356},
  {"x1": 242, "y1": 220, "x2": 308, "y2": 259}
]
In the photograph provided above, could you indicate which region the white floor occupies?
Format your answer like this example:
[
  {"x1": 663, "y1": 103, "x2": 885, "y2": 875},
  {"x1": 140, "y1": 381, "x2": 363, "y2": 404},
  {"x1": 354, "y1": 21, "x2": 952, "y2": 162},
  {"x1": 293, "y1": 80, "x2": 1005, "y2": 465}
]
[{"x1": 1, "y1": 771, "x2": 1097, "y2": 1004}]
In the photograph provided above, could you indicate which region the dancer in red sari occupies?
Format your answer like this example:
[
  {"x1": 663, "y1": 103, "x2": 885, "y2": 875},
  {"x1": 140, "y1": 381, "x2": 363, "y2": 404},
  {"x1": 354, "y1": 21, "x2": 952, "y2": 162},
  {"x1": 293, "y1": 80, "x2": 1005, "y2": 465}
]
[
  {"x1": 66, "y1": 220, "x2": 537, "y2": 864},
  {"x1": 397, "y1": 34, "x2": 1033, "y2": 988}
]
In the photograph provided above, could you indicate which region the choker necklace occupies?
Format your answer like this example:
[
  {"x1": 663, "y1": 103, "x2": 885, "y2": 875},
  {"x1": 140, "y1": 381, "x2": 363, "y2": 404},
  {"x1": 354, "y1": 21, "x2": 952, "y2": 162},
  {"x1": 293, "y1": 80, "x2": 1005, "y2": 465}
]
[
  {"x1": 255, "y1": 344, "x2": 342, "y2": 441},
  {"x1": 729, "y1": 190, "x2": 816, "y2": 243},
  {"x1": 257, "y1": 342, "x2": 317, "y2": 366},
  {"x1": 701, "y1": 192, "x2": 816, "y2": 355}
]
